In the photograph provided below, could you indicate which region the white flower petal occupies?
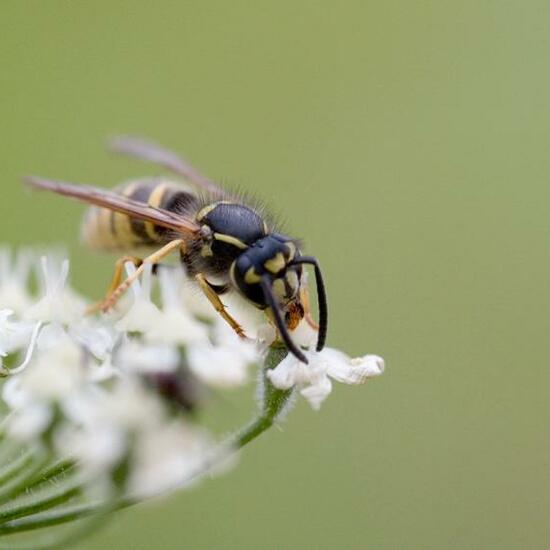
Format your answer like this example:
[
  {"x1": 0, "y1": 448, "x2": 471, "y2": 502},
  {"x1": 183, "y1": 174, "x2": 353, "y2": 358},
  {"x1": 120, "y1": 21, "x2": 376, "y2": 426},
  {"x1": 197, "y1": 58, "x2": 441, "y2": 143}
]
[
  {"x1": 128, "y1": 422, "x2": 214, "y2": 499},
  {"x1": 36, "y1": 323, "x2": 67, "y2": 351},
  {"x1": 89, "y1": 355, "x2": 119, "y2": 382},
  {"x1": 255, "y1": 322, "x2": 276, "y2": 346},
  {"x1": 0, "y1": 310, "x2": 34, "y2": 356},
  {"x1": 100, "y1": 378, "x2": 165, "y2": 431},
  {"x1": 116, "y1": 340, "x2": 180, "y2": 374},
  {"x1": 327, "y1": 353, "x2": 385, "y2": 385},
  {"x1": 0, "y1": 249, "x2": 34, "y2": 315},
  {"x1": 115, "y1": 263, "x2": 165, "y2": 333},
  {"x1": 299, "y1": 374, "x2": 332, "y2": 410},
  {"x1": 145, "y1": 309, "x2": 209, "y2": 346},
  {"x1": 7, "y1": 403, "x2": 53, "y2": 440},
  {"x1": 26, "y1": 257, "x2": 86, "y2": 324},
  {"x1": 212, "y1": 321, "x2": 260, "y2": 363},
  {"x1": 0, "y1": 283, "x2": 33, "y2": 317},
  {"x1": 187, "y1": 344, "x2": 250, "y2": 388},
  {"x1": 290, "y1": 319, "x2": 319, "y2": 349},
  {"x1": 3, "y1": 377, "x2": 30, "y2": 409},
  {"x1": 70, "y1": 319, "x2": 118, "y2": 361},
  {"x1": 20, "y1": 339, "x2": 85, "y2": 401},
  {"x1": 55, "y1": 422, "x2": 125, "y2": 477},
  {"x1": 266, "y1": 354, "x2": 300, "y2": 390},
  {"x1": 115, "y1": 299, "x2": 164, "y2": 333}
]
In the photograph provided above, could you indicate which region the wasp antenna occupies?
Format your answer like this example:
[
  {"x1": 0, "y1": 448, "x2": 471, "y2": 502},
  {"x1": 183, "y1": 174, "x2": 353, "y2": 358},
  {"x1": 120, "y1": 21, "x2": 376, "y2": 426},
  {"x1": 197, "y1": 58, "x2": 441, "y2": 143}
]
[
  {"x1": 291, "y1": 256, "x2": 328, "y2": 352},
  {"x1": 260, "y1": 275, "x2": 308, "y2": 364}
]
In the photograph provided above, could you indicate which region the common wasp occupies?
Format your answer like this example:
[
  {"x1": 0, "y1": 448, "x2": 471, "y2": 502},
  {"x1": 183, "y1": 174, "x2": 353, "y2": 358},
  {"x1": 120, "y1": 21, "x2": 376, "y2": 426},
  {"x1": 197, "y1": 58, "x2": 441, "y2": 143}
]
[{"x1": 25, "y1": 137, "x2": 327, "y2": 363}]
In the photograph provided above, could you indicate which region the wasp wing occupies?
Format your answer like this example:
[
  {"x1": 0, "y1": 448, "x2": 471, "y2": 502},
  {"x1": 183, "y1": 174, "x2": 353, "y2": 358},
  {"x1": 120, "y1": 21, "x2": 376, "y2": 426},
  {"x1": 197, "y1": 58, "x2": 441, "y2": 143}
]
[
  {"x1": 24, "y1": 176, "x2": 201, "y2": 235},
  {"x1": 109, "y1": 136, "x2": 225, "y2": 197}
]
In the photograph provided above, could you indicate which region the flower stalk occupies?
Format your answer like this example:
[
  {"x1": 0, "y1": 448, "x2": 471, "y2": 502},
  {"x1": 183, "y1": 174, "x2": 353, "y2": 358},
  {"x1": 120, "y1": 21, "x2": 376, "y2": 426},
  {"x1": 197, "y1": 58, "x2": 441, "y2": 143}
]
[{"x1": 235, "y1": 344, "x2": 294, "y2": 448}]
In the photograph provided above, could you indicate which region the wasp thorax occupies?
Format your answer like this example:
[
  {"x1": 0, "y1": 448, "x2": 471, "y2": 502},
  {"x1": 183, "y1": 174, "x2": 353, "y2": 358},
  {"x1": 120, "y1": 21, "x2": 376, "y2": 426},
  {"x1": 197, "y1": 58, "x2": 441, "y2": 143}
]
[
  {"x1": 195, "y1": 202, "x2": 267, "y2": 270},
  {"x1": 230, "y1": 234, "x2": 302, "y2": 308}
]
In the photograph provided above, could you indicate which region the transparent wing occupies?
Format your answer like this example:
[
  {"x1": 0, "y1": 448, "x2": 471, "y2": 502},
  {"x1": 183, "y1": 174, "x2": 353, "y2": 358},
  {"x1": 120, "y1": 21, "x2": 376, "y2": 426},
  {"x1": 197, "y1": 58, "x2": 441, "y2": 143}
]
[
  {"x1": 24, "y1": 176, "x2": 201, "y2": 236},
  {"x1": 109, "y1": 136, "x2": 225, "y2": 196}
]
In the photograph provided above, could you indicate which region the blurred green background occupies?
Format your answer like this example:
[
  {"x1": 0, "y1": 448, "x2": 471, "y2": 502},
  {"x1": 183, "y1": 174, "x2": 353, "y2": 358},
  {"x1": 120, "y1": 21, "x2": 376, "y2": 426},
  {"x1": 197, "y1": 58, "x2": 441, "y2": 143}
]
[{"x1": 1, "y1": 1, "x2": 549, "y2": 548}]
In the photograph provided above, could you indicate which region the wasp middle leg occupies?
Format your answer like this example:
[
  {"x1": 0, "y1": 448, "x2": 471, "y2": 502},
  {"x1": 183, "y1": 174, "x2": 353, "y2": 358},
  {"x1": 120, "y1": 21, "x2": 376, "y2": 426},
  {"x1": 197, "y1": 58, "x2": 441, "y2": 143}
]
[{"x1": 195, "y1": 273, "x2": 246, "y2": 339}]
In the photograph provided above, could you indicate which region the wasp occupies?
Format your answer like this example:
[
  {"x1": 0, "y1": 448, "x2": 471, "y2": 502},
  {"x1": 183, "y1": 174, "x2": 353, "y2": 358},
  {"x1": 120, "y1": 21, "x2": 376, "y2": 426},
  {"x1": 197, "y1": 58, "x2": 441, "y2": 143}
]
[{"x1": 25, "y1": 137, "x2": 327, "y2": 363}]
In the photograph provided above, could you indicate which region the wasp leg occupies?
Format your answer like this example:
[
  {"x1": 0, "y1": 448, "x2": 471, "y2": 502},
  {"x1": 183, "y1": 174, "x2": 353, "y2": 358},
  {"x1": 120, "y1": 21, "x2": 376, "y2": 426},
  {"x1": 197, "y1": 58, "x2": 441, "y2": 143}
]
[
  {"x1": 195, "y1": 273, "x2": 246, "y2": 339},
  {"x1": 100, "y1": 239, "x2": 186, "y2": 312},
  {"x1": 300, "y1": 286, "x2": 319, "y2": 330},
  {"x1": 86, "y1": 256, "x2": 143, "y2": 315}
]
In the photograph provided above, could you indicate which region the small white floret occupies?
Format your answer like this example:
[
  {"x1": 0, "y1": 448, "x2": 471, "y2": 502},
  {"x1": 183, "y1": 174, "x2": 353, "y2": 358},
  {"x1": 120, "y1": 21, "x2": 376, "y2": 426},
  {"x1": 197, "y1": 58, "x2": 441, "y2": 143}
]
[
  {"x1": 0, "y1": 309, "x2": 34, "y2": 358},
  {"x1": 128, "y1": 422, "x2": 214, "y2": 499},
  {"x1": 26, "y1": 256, "x2": 86, "y2": 325},
  {"x1": 267, "y1": 347, "x2": 385, "y2": 410},
  {"x1": 116, "y1": 339, "x2": 180, "y2": 374},
  {"x1": 0, "y1": 248, "x2": 34, "y2": 314}
]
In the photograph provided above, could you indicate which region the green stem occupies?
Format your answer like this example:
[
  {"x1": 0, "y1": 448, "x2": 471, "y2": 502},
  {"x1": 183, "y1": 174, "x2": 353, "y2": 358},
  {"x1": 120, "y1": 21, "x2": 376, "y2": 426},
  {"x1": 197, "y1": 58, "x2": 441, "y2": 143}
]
[
  {"x1": 0, "y1": 502, "x2": 110, "y2": 535},
  {"x1": 0, "y1": 513, "x2": 106, "y2": 550},
  {"x1": 0, "y1": 454, "x2": 51, "y2": 506},
  {"x1": 234, "y1": 344, "x2": 293, "y2": 448},
  {"x1": 0, "y1": 450, "x2": 34, "y2": 489},
  {"x1": 0, "y1": 482, "x2": 82, "y2": 523},
  {"x1": 21, "y1": 459, "x2": 75, "y2": 492}
]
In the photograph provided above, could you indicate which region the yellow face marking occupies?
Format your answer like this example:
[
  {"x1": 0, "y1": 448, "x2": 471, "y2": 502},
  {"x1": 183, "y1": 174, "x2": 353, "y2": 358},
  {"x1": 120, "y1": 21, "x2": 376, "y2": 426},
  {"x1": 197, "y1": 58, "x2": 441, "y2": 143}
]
[
  {"x1": 244, "y1": 267, "x2": 261, "y2": 284},
  {"x1": 144, "y1": 183, "x2": 168, "y2": 240},
  {"x1": 196, "y1": 201, "x2": 235, "y2": 222},
  {"x1": 213, "y1": 233, "x2": 248, "y2": 250},
  {"x1": 272, "y1": 278, "x2": 287, "y2": 301},
  {"x1": 285, "y1": 242, "x2": 296, "y2": 261},
  {"x1": 264, "y1": 252, "x2": 286, "y2": 274}
]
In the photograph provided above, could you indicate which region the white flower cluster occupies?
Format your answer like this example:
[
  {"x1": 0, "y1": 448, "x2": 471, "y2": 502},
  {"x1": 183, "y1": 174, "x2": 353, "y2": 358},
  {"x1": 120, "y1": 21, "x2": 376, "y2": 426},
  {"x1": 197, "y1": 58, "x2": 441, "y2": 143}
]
[
  {"x1": 0, "y1": 249, "x2": 259, "y2": 499},
  {"x1": 0, "y1": 247, "x2": 385, "y2": 502}
]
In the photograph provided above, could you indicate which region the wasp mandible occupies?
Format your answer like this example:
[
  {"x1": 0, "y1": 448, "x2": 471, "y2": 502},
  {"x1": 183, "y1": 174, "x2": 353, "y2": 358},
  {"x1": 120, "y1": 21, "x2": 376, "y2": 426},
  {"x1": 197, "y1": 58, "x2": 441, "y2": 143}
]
[{"x1": 25, "y1": 137, "x2": 327, "y2": 363}]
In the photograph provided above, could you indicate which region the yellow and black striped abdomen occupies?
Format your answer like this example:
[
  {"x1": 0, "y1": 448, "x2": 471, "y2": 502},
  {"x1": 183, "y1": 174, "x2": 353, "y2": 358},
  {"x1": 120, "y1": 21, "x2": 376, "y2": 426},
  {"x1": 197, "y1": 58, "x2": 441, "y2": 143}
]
[{"x1": 81, "y1": 179, "x2": 195, "y2": 252}]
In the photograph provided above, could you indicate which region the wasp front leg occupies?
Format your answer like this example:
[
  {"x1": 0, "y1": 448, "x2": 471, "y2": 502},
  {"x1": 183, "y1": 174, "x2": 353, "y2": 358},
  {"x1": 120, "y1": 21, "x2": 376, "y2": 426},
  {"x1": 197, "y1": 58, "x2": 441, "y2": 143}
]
[
  {"x1": 195, "y1": 273, "x2": 247, "y2": 339},
  {"x1": 86, "y1": 255, "x2": 143, "y2": 315}
]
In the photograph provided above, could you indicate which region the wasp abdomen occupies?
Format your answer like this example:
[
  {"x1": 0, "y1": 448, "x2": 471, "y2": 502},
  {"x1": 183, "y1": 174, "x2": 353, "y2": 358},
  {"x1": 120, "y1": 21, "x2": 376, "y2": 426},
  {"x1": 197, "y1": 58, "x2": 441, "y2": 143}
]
[{"x1": 81, "y1": 179, "x2": 196, "y2": 252}]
